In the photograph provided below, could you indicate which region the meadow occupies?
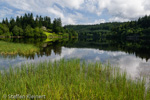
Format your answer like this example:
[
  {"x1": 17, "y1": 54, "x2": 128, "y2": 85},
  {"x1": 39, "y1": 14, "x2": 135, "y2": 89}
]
[
  {"x1": 43, "y1": 31, "x2": 69, "y2": 39},
  {"x1": 0, "y1": 59, "x2": 150, "y2": 100}
]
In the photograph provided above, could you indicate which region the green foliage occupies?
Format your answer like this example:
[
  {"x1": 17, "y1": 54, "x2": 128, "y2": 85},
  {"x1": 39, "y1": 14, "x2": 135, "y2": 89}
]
[
  {"x1": 33, "y1": 27, "x2": 46, "y2": 37},
  {"x1": 53, "y1": 18, "x2": 62, "y2": 33},
  {"x1": 0, "y1": 24, "x2": 11, "y2": 36},
  {"x1": 2, "y1": 24, "x2": 9, "y2": 34},
  {"x1": 65, "y1": 15, "x2": 150, "y2": 40},
  {"x1": 0, "y1": 23, "x2": 3, "y2": 35},
  {"x1": 65, "y1": 22, "x2": 122, "y2": 39},
  {"x1": 0, "y1": 13, "x2": 75, "y2": 37},
  {"x1": 25, "y1": 25, "x2": 34, "y2": 37},
  {"x1": 69, "y1": 29, "x2": 78, "y2": 38},
  {"x1": 12, "y1": 25, "x2": 23, "y2": 36},
  {"x1": 9, "y1": 18, "x2": 16, "y2": 31},
  {"x1": 111, "y1": 15, "x2": 150, "y2": 39}
]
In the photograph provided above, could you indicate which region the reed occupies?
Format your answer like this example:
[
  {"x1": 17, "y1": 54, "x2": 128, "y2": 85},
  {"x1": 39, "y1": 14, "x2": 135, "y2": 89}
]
[{"x1": 0, "y1": 59, "x2": 150, "y2": 100}]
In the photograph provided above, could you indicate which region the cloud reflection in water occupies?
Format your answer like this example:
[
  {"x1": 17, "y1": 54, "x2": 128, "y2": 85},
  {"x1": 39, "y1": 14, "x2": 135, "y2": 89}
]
[{"x1": 0, "y1": 47, "x2": 150, "y2": 78}]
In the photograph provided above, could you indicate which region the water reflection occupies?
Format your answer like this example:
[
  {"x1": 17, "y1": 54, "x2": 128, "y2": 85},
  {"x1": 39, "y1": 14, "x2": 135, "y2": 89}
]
[{"x1": 0, "y1": 38, "x2": 150, "y2": 78}]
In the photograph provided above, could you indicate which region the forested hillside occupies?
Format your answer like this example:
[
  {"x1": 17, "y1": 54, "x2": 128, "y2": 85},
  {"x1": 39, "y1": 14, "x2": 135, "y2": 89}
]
[
  {"x1": 0, "y1": 13, "x2": 78, "y2": 37},
  {"x1": 65, "y1": 22, "x2": 122, "y2": 39},
  {"x1": 111, "y1": 15, "x2": 150, "y2": 39},
  {"x1": 65, "y1": 15, "x2": 150, "y2": 40}
]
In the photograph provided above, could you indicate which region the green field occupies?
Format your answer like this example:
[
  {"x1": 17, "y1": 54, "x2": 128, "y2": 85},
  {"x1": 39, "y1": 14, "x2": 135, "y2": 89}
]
[
  {"x1": 0, "y1": 59, "x2": 150, "y2": 100},
  {"x1": 43, "y1": 31, "x2": 69, "y2": 38},
  {"x1": 43, "y1": 31, "x2": 59, "y2": 37},
  {"x1": 0, "y1": 41, "x2": 39, "y2": 55}
]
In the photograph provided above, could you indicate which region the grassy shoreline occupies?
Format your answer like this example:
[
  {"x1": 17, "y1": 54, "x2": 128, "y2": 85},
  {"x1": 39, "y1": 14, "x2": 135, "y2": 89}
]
[
  {"x1": 0, "y1": 41, "x2": 39, "y2": 55},
  {"x1": 0, "y1": 59, "x2": 150, "y2": 99}
]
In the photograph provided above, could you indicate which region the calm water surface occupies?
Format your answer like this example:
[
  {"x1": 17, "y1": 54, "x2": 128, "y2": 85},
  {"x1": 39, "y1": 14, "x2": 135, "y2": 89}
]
[{"x1": 0, "y1": 38, "x2": 150, "y2": 79}]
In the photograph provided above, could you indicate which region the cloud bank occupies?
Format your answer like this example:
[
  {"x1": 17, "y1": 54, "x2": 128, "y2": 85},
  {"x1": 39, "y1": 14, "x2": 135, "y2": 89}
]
[{"x1": 1, "y1": 0, "x2": 150, "y2": 25}]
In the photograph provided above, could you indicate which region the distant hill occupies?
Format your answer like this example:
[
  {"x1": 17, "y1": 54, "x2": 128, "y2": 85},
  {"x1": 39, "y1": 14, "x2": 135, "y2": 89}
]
[
  {"x1": 65, "y1": 22, "x2": 122, "y2": 38},
  {"x1": 111, "y1": 15, "x2": 150, "y2": 39},
  {"x1": 65, "y1": 15, "x2": 150, "y2": 40}
]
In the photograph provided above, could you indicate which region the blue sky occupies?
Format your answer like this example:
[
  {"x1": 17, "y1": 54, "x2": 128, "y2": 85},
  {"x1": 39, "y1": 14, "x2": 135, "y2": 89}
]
[{"x1": 1, "y1": 0, "x2": 150, "y2": 25}]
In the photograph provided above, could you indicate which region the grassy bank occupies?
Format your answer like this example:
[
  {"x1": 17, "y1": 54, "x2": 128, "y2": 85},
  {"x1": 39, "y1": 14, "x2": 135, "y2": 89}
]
[
  {"x1": 0, "y1": 41, "x2": 39, "y2": 55},
  {"x1": 43, "y1": 31, "x2": 69, "y2": 38},
  {"x1": 0, "y1": 59, "x2": 150, "y2": 99}
]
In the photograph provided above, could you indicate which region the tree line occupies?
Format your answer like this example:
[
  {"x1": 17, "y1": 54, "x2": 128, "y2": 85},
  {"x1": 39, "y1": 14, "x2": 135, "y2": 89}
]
[
  {"x1": 65, "y1": 22, "x2": 122, "y2": 39},
  {"x1": 111, "y1": 15, "x2": 150, "y2": 40},
  {"x1": 65, "y1": 15, "x2": 150, "y2": 40},
  {"x1": 0, "y1": 13, "x2": 78, "y2": 37}
]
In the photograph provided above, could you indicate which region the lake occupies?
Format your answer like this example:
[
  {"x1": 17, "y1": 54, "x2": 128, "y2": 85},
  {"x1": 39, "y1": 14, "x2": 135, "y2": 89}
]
[{"x1": 0, "y1": 38, "x2": 150, "y2": 79}]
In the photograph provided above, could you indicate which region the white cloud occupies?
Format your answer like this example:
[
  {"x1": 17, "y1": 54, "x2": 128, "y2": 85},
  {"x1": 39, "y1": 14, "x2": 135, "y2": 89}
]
[
  {"x1": 109, "y1": 17, "x2": 130, "y2": 22},
  {"x1": 0, "y1": 7, "x2": 13, "y2": 21},
  {"x1": 57, "y1": 0, "x2": 84, "y2": 9},
  {"x1": 103, "y1": 0, "x2": 150, "y2": 21},
  {"x1": 1, "y1": 0, "x2": 85, "y2": 25},
  {"x1": 47, "y1": 7, "x2": 64, "y2": 18},
  {"x1": 81, "y1": 0, "x2": 150, "y2": 22},
  {"x1": 1, "y1": 0, "x2": 150, "y2": 24},
  {"x1": 106, "y1": 0, "x2": 148, "y2": 19},
  {"x1": 94, "y1": 19, "x2": 106, "y2": 23},
  {"x1": 5, "y1": 0, "x2": 32, "y2": 11},
  {"x1": 63, "y1": 18, "x2": 76, "y2": 25}
]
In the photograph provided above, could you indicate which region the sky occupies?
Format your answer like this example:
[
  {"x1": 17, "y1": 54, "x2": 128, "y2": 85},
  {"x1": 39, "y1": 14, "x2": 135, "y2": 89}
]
[{"x1": 1, "y1": 0, "x2": 150, "y2": 25}]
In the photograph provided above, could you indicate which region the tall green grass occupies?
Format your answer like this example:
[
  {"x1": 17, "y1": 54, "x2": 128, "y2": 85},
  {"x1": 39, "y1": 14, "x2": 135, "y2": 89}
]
[
  {"x1": 0, "y1": 41, "x2": 39, "y2": 55},
  {"x1": 0, "y1": 59, "x2": 150, "y2": 100}
]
